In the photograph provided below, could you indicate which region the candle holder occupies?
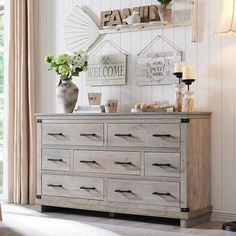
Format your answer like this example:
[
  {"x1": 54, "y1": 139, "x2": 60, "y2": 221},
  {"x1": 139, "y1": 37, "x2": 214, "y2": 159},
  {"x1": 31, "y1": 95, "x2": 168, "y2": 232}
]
[
  {"x1": 182, "y1": 79, "x2": 196, "y2": 112},
  {"x1": 173, "y1": 72, "x2": 183, "y2": 84},
  {"x1": 182, "y1": 79, "x2": 195, "y2": 91}
]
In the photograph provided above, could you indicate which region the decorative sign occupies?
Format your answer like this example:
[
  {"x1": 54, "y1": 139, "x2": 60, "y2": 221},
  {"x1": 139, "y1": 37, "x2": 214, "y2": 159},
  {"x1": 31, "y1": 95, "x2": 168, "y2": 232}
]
[
  {"x1": 136, "y1": 35, "x2": 183, "y2": 86},
  {"x1": 100, "y1": 5, "x2": 160, "y2": 28},
  {"x1": 87, "y1": 54, "x2": 127, "y2": 86},
  {"x1": 136, "y1": 52, "x2": 181, "y2": 85}
]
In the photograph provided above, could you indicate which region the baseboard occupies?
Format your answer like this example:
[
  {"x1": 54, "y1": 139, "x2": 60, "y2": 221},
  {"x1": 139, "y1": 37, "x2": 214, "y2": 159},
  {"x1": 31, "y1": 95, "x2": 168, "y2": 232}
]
[{"x1": 211, "y1": 211, "x2": 236, "y2": 222}]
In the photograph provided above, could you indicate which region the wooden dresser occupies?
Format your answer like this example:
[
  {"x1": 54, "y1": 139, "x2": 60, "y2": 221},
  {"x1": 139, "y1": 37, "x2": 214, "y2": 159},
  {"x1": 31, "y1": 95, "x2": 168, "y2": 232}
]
[{"x1": 36, "y1": 112, "x2": 211, "y2": 227}]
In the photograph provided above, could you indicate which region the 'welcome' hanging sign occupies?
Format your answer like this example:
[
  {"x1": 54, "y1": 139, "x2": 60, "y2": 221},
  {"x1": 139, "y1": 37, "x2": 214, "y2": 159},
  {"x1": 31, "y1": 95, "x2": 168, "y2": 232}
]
[{"x1": 87, "y1": 54, "x2": 127, "y2": 86}]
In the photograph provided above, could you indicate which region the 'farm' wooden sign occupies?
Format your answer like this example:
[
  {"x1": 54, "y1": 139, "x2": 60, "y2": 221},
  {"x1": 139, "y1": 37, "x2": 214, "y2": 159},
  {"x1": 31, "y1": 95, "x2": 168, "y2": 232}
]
[
  {"x1": 100, "y1": 5, "x2": 160, "y2": 28},
  {"x1": 87, "y1": 54, "x2": 127, "y2": 86},
  {"x1": 136, "y1": 52, "x2": 181, "y2": 86}
]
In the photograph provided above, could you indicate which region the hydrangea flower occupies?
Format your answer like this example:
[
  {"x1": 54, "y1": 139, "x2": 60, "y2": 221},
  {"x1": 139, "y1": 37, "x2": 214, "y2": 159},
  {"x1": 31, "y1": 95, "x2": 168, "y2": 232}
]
[
  {"x1": 55, "y1": 54, "x2": 69, "y2": 65},
  {"x1": 45, "y1": 51, "x2": 88, "y2": 81},
  {"x1": 44, "y1": 55, "x2": 54, "y2": 64},
  {"x1": 58, "y1": 64, "x2": 70, "y2": 76}
]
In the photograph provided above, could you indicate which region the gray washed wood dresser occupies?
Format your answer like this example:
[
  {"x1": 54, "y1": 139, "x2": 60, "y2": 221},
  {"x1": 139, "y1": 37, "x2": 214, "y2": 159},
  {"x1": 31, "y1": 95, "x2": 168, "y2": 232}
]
[{"x1": 36, "y1": 112, "x2": 211, "y2": 227}]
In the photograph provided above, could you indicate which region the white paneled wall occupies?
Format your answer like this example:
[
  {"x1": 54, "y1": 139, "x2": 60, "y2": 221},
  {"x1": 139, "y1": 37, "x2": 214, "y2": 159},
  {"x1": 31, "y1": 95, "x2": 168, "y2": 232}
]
[{"x1": 34, "y1": 0, "x2": 236, "y2": 214}]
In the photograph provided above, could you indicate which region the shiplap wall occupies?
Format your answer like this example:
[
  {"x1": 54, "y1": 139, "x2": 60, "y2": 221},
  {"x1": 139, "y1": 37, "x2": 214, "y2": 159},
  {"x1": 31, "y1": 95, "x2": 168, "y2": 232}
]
[{"x1": 34, "y1": 0, "x2": 236, "y2": 214}]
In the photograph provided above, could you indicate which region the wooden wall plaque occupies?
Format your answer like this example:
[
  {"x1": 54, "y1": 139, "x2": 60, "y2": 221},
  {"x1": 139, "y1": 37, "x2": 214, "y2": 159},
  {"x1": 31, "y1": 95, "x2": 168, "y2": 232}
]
[
  {"x1": 136, "y1": 52, "x2": 181, "y2": 86},
  {"x1": 87, "y1": 54, "x2": 127, "y2": 86},
  {"x1": 136, "y1": 35, "x2": 183, "y2": 86},
  {"x1": 100, "y1": 5, "x2": 160, "y2": 28}
]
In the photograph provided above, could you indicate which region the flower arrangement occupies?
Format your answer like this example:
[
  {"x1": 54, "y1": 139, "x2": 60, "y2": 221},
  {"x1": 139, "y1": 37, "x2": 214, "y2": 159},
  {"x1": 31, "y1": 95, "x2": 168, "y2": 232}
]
[
  {"x1": 45, "y1": 51, "x2": 88, "y2": 81},
  {"x1": 157, "y1": 0, "x2": 172, "y2": 8}
]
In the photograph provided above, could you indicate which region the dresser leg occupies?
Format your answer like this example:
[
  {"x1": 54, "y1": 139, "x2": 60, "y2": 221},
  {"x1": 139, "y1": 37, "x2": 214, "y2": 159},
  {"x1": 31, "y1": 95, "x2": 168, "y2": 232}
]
[
  {"x1": 37, "y1": 205, "x2": 50, "y2": 213},
  {"x1": 109, "y1": 212, "x2": 115, "y2": 218},
  {"x1": 180, "y1": 213, "x2": 211, "y2": 228},
  {"x1": 180, "y1": 220, "x2": 188, "y2": 228}
]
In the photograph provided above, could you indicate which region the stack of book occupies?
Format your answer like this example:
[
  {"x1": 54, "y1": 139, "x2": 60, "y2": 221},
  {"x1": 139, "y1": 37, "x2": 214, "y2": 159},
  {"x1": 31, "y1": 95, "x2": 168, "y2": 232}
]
[{"x1": 75, "y1": 105, "x2": 105, "y2": 113}]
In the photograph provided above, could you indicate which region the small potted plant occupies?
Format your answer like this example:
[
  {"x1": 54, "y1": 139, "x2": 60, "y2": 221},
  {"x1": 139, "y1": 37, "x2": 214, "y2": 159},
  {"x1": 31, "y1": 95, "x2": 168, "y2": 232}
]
[
  {"x1": 157, "y1": 0, "x2": 172, "y2": 22},
  {"x1": 45, "y1": 51, "x2": 88, "y2": 113}
]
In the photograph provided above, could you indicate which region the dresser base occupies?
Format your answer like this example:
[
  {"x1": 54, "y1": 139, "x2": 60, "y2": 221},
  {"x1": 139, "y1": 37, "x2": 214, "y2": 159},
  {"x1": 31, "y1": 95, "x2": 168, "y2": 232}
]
[
  {"x1": 180, "y1": 214, "x2": 211, "y2": 228},
  {"x1": 36, "y1": 196, "x2": 211, "y2": 228}
]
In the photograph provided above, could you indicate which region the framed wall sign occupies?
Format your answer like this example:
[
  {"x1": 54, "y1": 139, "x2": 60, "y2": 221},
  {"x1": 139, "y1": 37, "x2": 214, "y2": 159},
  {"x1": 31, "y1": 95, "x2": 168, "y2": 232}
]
[
  {"x1": 87, "y1": 40, "x2": 127, "y2": 86},
  {"x1": 136, "y1": 52, "x2": 181, "y2": 85},
  {"x1": 87, "y1": 54, "x2": 127, "y2": 86},
  {"x1": 136, "y1": 35, "x2": 182, "y2": 86}
]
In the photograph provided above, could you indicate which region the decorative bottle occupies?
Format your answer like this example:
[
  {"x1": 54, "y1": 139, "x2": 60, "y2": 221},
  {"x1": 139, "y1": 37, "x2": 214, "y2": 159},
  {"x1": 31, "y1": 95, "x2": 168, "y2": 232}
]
[
  {"x1": 182, "y1": 91, "x2": 195, "y2": 112},
  {"x1": 173, "y1": 83, "x2": 185, "y2": 112}
]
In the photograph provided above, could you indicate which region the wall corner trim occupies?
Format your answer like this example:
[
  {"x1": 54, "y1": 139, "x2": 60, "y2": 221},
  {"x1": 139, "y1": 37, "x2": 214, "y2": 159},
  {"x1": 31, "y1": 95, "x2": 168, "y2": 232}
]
[{"x1": 211, "y1": 211, "x2": 236, "y2": 222}]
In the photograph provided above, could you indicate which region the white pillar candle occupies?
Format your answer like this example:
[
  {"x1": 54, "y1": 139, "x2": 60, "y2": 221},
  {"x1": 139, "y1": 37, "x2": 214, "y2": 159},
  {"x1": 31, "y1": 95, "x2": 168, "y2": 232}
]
[
  {"x1": 174, "y1": 62, "x2": 185, "y2": 73},
  {"x1": 182, "y1": 65, "x2": 195, "y2": 80},
  {"x1": 174, "y1": 63, "x2": 182, "y2": 73}
]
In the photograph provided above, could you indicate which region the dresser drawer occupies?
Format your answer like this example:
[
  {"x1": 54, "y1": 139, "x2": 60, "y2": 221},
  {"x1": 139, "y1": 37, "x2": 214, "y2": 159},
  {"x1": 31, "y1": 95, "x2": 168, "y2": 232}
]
[
  {"x1": 108, "y1": 179, "x2": 180, "y2": 207},
  {"x1": 107, "y1": 123, "x2": 180, "y2": 148},
  {"x1": 74, "y1": 150, "x2": 141, "y2": 175},
  {"x1": 42, "y1": 149, "x2": 71, "y2": 171},
  {"x1": 42, "y1": 123, "x2": 104, "y2": 146},
  {"x1": 145, "y1": 153, "x2": 181, "y2": 178},
  {"x1": 42, "y1": 174, "x2": 104, "y2": 200}
]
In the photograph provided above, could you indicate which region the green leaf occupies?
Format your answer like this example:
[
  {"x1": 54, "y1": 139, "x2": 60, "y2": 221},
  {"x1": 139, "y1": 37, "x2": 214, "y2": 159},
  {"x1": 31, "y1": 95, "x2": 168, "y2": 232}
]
[{"x1": 157, "y1": 0, "x2": 172, "y2": 7}]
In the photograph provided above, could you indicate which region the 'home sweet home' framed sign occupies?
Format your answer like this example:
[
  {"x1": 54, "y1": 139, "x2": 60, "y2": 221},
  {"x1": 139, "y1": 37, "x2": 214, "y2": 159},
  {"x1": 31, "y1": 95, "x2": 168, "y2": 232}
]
[
  {"x1": 136, "y1": 35, "x2": 182, "y2": 86},
  {"x1": 136, "y1": 52, "x2": 181, "y2": 85}
]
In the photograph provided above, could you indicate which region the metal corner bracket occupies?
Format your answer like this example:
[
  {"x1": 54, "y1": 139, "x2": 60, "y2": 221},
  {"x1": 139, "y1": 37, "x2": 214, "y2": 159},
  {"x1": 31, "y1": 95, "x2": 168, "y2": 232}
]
[{"x1": 181, "y1": 119, "x2": 190, "y2": 123}]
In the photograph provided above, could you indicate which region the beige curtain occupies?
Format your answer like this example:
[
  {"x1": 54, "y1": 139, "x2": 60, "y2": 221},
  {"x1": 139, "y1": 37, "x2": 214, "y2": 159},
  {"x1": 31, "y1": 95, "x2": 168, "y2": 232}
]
[{"x1": 6, "y1": 0, "x2": 35, "y2": 204}]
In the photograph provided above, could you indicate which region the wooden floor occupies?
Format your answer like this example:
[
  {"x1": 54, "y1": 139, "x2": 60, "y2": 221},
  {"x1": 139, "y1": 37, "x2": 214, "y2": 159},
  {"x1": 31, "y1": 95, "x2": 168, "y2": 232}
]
[
  {"x1": 0, "y1": 203, "x2": 235, "y2": 236},
  {"x1": 196, "y1": 221, "x2": 224, "y2": 230}
]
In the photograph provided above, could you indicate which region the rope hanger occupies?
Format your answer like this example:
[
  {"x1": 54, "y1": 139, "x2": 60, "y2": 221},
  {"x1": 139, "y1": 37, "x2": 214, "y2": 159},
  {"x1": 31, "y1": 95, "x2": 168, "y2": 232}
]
[
  {"x1": 137, "y1": 35, "x2": 182, "y2": 56},
  {"x1": 88, "y1": 40, "x2": 127, "y2": 56}
]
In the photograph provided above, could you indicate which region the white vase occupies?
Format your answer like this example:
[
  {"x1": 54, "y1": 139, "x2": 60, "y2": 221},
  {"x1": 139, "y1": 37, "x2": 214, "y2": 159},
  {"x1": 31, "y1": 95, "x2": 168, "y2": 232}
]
[{"x1": 56, "y1": 79, "x2": 79, "y2": 113}]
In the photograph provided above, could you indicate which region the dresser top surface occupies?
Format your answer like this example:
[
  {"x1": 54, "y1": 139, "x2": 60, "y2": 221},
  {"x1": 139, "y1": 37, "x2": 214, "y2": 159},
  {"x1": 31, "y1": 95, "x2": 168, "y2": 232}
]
[{"x1": 36, "y1": 112, "x2": 211, "y2": 120}]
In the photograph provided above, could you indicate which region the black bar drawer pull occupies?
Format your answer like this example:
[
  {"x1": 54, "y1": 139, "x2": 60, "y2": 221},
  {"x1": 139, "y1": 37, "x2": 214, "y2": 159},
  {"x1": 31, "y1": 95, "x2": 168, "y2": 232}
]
[
  {"x1": 152, "y1": 163, "x2": 171, "y2": 167},
  {"x1": 80, "y1": 133, "x2": 96, "y2": 137},
  {"x1": 152, "y1": 192, "x2": 171, "y2": 196},
  {"x1": 47, "y1": 133, "x2": 64, "y2": 137},
  {"x1": 153, "y1": 134, "x2": 171, "y2": 138},
  {"x1": 47, "y1": 184, "x2": 63, "y2": 188},
  {"x1": 115, "y1": 189, "x2": 132, "y2": 194},
  {"x1": 114, "y1": 161, "x2": 132, "y2": 165},
  {"x1": 114, "y1": 134, "x2": 132, "y2": 137},
  {"x1": 47, "y1": 158, "x2": 63, "y2": 162},
  {"x1": 80, "y1": 160, "x2": 97, "y2": 164},
  {"x1": 80, "y1": 186, "x2": 96, "y2": 191}
]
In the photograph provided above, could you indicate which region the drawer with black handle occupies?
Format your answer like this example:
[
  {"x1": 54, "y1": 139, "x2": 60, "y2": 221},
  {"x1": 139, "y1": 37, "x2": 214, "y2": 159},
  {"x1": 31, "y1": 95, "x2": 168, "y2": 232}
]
[
  {"x1": 108, "y1": 179, "x2": 180, "y2": 207},
  {"x1": 42, "y1": 149, "x2": 71, "y2": 171},
  {"x1": 145, "y1": 152, "x2": 181, "y2": 177},
  {"x1": 42, "y1": 174, "x2": 104, "y2": 200},
  {"x1": 74, "y1": 150, "x2": 141, "y2": 175},
  {"x1": 42, "y1": 123, "x2": 104, "y2": 146},
  {"x1": 107, "y1": 123, "x2": 180, "y2": 148}
]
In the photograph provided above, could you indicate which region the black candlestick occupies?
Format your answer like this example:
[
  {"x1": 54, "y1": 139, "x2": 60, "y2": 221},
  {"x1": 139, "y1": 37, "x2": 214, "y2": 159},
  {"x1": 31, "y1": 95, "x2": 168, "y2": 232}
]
[
  {"x1": 173, "y1": 72, "x2": 183, "y2": 84},
  {"x1": 182, "y1": 79, "x2": 195, "y2": 91}
]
